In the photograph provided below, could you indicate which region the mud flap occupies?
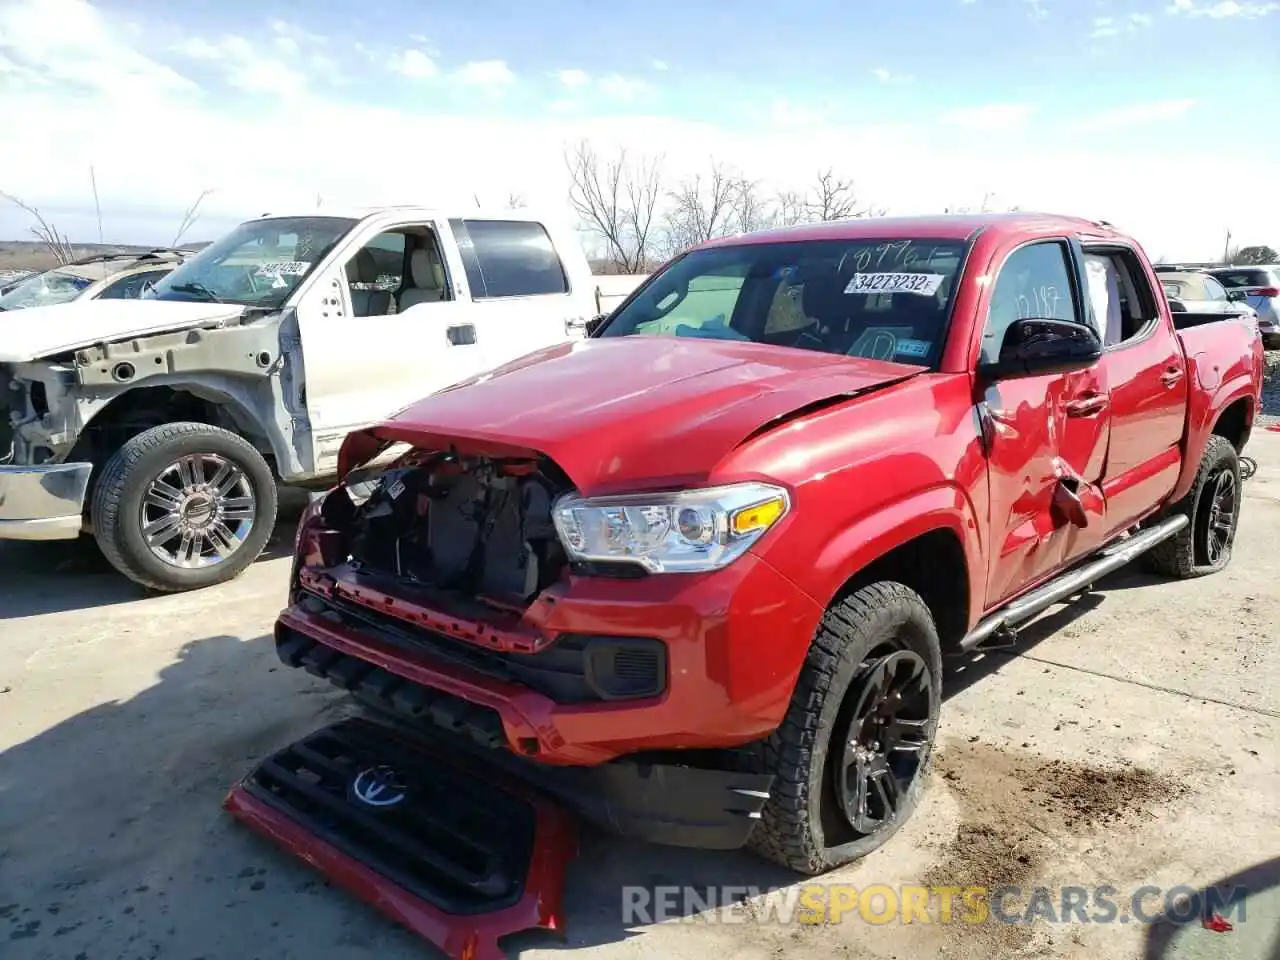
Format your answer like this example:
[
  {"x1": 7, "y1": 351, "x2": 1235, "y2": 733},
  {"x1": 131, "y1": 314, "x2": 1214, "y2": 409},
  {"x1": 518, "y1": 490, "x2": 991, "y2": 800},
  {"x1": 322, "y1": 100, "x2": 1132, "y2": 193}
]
[{"x1": 224, "y1": 718, "x2": 576, "y2": 960}]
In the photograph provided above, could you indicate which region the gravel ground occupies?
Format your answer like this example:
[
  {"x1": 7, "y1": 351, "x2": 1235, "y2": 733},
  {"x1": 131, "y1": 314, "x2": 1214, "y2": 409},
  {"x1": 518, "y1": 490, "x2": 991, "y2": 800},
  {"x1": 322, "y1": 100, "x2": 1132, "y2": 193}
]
[{"x1": 2, "y1": 437, "x2": 1278, "y2": 960}]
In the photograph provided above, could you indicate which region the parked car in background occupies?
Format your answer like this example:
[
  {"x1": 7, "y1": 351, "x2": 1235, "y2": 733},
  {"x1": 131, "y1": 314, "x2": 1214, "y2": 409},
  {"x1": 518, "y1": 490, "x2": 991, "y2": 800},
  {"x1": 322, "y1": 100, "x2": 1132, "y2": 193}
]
[
  {"x1": 1157, "y1": 270, "x2": 1248, "y2": 316},
  {"x1": 1208, "y1": 264, "x2": 1280, "y2": 348},
  {"x1": 0, "y1": 250, "x2": 188, "y2": 311},
  {"x1": 0, "y1": 269, "x2": 36, "y2": 295},
  {"x1": 0, "y1": 206, "x2": 648, "y2": 593}
]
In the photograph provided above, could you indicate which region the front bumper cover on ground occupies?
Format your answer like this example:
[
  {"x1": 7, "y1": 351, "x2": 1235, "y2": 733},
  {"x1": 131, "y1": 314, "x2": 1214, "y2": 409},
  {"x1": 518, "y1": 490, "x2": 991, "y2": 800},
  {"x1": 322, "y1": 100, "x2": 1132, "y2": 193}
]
[
  {"x1": 0, "y1": 460, "x2": 92, "y2": 540},
  {"x1": 275, "y1": 617, "x2": 775, "y2": 850},
  {"x1": 224, "y1": 717, "x2": 577, "y2": 960}
]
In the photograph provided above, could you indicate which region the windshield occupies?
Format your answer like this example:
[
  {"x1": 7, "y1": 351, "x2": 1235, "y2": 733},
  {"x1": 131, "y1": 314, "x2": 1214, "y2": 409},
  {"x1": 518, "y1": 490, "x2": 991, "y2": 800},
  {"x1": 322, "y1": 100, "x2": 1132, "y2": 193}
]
[
  {"x1": 599, "y1": 238, "x2": 971, "y2": 366},
  {"x1": 0, "y1": 268, "x2": 94, "y2": 310},
  {"x1": 147, "y1": 216, "x2": 356, "y2": 308}
]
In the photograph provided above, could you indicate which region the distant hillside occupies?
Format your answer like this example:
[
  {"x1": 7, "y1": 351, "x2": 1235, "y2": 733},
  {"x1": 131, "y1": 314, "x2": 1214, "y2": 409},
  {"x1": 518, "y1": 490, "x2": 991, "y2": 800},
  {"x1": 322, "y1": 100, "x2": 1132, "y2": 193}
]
[{"x1": 0, "y1": 239, "x2": 212, "y2": 272}]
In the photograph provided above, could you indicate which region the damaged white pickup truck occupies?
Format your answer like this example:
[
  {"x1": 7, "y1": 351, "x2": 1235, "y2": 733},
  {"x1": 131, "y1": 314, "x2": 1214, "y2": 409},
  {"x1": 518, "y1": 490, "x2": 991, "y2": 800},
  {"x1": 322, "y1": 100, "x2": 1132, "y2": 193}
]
[{"x1": 0, "y1": 206, "x2": 642, "y2": 592}]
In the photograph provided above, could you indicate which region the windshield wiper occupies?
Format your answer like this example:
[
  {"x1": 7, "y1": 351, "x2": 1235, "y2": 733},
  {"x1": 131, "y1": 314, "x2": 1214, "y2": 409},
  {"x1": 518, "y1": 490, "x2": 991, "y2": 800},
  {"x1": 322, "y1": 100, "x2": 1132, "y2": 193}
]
[{"x1": 166, "y1": 281, "x2": 225, "y2": 303}]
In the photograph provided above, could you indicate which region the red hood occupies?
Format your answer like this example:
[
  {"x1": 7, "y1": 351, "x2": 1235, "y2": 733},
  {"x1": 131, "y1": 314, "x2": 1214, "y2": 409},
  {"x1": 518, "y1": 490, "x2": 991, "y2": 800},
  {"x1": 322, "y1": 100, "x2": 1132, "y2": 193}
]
[{"x1": 344, "y1": 337, "x2": 923, "y2": 495}]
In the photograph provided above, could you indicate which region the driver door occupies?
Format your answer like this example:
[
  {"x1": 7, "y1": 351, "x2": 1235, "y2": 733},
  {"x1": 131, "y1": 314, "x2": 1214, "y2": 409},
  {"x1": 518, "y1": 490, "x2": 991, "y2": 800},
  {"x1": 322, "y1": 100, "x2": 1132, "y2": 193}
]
[
  {"x1": 292, "y1": 221, "x2": 491, "y2": 476},
  {"x1": 979, "y1": 239, "x2": 1112, "y2": 607}
]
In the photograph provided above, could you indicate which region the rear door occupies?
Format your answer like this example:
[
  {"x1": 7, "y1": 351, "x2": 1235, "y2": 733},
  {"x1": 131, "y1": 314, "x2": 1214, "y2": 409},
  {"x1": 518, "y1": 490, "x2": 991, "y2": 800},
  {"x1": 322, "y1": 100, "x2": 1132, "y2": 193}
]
[
  {"x1": 1088, "y1": 243, "x2": 1189, "y2": 532},
  {"x1": 979, "y1": 238, "x2": 1112, "y2": 606},
  {"x1": 446, "y1": 218, "x2": 595, "y2": 367}
]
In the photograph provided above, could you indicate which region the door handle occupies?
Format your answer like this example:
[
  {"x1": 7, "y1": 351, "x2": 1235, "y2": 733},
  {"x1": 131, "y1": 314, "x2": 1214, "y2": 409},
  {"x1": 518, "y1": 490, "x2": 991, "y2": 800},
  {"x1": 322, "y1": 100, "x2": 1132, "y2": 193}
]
[
  {"x1": 446, "y1": 323, "x2": 477, "y2": 346},
  {"x1": 565, "y1": 317, "x2": 588, "y2": 336},
  {"x1": 1160, "y1": 366, "x2": 1184, "y2": 387},
  {"x1": 1064, "y1": 393, "x2": 1108, "y2": 417}
]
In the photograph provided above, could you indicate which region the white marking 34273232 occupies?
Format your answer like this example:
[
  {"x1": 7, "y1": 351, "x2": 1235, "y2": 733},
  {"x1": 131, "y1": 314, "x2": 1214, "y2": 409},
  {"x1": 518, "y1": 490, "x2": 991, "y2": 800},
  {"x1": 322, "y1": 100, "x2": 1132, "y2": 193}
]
[{"x1": 844, "y1": 272, "x2": 945, "y2": 296}]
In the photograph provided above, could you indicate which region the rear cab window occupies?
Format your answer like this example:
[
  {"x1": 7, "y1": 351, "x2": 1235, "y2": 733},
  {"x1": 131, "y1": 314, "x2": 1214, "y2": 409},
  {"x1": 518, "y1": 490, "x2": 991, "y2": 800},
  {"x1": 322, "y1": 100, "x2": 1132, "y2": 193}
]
[
  {"x1": 599, "y1": 237, "x2": 971, "y2": 366},
  {"x1": 449, "y1": 219, "x2": 569, "y2": 299},
  {"x1": 1213, "y1": 268, "x2": 1275, "y2": 289}
]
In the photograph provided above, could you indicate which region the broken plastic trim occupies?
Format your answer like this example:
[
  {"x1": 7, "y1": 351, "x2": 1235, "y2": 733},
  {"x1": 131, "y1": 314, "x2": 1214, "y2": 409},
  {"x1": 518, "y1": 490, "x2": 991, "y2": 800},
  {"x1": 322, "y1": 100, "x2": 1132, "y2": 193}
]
[{"x1": 224, "y1": 718, "x2": 576, "y2": 960}]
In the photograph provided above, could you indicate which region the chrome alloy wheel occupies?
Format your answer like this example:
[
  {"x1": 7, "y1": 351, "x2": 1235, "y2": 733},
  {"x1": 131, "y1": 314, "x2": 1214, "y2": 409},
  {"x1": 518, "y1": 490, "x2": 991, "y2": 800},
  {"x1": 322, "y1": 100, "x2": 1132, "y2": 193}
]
[{"x1": 140, "y1": 453, "x2": 257, "y2": 569}]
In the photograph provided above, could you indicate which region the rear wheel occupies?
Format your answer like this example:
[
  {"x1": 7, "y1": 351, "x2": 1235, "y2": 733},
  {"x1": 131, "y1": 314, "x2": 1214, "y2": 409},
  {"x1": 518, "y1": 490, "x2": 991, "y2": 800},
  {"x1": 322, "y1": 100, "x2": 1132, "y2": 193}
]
[
  {"x1": 1143, "y1": 434, "x2": 1241, "y2": 579},
  {"x1": 91, "y1": 422, "x2": 278, "y2": 592},
  {"x1": 749, "y1": 582, "x2": 942, "y2": 876}
]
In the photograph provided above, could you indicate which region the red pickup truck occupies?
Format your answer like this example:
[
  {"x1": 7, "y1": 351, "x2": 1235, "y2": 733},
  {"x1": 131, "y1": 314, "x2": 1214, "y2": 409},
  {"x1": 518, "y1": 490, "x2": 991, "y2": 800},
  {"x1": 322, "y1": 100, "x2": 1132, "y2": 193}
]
[{"x1": 227, "y1": 214, "x2": 1265, "y2": 959}]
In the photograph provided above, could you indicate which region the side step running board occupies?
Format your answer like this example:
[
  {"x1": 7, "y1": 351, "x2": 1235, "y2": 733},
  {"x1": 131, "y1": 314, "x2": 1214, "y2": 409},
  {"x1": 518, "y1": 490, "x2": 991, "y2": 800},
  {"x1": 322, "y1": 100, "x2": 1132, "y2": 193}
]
[{"x1": 958, "y1": 514, "x2": 1189, "y2": 654}]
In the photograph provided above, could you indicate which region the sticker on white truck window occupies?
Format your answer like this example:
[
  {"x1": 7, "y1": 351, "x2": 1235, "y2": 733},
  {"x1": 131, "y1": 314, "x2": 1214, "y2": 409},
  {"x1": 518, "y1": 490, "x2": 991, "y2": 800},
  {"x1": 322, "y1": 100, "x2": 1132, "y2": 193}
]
[
  {"x1": 844, "y1": 272, "x2": 944, "y2": 296},
  {"x1": 254, "y1": 261, "x2": 312, "y2": 277}
]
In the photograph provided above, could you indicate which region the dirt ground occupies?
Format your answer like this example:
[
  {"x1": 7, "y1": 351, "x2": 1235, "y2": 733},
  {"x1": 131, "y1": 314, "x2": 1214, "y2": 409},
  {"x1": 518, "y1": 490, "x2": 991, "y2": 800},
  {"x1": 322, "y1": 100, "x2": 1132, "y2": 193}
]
[{"x1": 2, "y1": 432, "x2": 1278, "y2": 960}]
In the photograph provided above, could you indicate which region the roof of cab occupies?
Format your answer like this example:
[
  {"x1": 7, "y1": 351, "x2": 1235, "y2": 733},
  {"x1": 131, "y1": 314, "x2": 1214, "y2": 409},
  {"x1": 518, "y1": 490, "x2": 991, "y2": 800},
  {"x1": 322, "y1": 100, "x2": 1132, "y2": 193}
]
[{"x1": 696, "y1": 212, "x2": 1128, "y2": 249}]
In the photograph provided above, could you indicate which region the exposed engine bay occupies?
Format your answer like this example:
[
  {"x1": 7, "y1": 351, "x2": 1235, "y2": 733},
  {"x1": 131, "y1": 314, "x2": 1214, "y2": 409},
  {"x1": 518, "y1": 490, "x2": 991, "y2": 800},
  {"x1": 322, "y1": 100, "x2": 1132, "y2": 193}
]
[{"x1": 347, "y1": 452, "x2": 571, "y2": 607}]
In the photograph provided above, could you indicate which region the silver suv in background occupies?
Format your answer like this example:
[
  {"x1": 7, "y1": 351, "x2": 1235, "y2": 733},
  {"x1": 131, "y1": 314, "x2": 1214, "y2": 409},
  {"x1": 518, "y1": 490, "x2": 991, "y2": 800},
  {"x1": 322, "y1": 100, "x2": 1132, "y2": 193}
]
[
  {"x1": 0, "y1": 249, "x2": 188, "y2": 312},
  {"x1": 1207, "y1": 265, "x2": 1280, "y2": 348}
]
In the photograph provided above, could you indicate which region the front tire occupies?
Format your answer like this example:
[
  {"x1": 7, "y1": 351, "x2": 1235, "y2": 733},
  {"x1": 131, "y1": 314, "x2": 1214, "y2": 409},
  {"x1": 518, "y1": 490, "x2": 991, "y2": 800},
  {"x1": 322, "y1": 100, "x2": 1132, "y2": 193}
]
[
  {"x1": 749, "y1": 581, "x2": 942, "y2": 876},
  {"x1": 91, "y1": 422, "x2": 278, "y2": 592},
  {"x1": 1142, "y1": 434, "x2": 1241, "y2": 579}
]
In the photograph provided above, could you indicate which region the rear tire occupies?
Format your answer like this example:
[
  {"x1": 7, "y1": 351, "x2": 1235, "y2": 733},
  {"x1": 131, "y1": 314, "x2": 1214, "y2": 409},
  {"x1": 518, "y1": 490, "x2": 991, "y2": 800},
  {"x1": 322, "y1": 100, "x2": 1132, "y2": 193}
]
[
  {"x1": 749, "y1": 582, "x2": 942, "y2": 876},
  {"x1": 1142, "y1": 434, "x2": 1241, "y2": 579},
  {"x1": 91, "y1": 422, "x2": 278, "y2": 592}
]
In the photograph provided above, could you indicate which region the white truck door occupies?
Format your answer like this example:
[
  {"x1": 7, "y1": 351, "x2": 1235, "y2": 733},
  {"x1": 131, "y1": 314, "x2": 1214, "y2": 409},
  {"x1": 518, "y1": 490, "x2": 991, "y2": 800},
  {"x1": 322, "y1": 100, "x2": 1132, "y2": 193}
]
[
  {"x1": 291, "y1": 218, "x2": 490, "y2": 475},
  {"x1": 445, "y1": 217, "x2": 597, "y2": 368}
]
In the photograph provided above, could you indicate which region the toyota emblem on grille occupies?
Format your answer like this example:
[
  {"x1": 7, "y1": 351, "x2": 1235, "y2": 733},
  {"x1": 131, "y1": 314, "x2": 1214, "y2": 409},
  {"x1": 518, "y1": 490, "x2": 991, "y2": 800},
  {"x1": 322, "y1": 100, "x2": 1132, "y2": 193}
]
[{"x1": 351, "y1": 764, "x2": 408, "y2": 808}]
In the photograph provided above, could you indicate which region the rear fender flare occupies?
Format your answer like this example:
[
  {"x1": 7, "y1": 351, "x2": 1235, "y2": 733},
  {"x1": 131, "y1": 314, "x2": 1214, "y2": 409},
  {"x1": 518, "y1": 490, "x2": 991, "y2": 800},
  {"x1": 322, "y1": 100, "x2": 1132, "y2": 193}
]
[{"x1": 1172, "y1": 372, "x2": 1256, "y2": 502}]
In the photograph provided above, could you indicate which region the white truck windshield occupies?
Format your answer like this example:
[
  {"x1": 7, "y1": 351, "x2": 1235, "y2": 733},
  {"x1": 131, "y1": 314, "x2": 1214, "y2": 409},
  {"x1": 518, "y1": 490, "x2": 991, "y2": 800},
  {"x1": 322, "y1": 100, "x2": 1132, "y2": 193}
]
[{"x1": 148, "y1": 216, "x2": 357, "y2": 308}]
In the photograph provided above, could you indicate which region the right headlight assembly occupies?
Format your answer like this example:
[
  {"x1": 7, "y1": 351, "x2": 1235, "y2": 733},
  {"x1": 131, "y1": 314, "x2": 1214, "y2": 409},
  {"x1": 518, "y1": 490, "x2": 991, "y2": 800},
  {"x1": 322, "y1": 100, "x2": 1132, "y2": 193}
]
[{"x1": 552, "y1": 481, "x2": 791, "y2": 574}]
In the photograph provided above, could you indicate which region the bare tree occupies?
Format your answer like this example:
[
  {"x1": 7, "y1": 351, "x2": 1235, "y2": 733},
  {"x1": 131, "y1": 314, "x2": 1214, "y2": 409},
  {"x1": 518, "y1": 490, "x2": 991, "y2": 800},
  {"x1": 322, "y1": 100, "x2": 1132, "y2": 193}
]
[
  {"x1": 565, "y1": 140, "x2": 663, "y2": 273},
  {"x1": 769, "y1": 169, "x2": 882, "y2": 226},
  {"x1": 774, "y1": 189, "x2": 808, "y2": 227},
  {"x1": 730, "y1": 176, "x2": 775, "y2": 236},
  {"x1": 505, "y1": 192, "x2": 527, "y2": 210},
  {"x1": 172, "y1": 188, "x2": 214, "y2": 247},
  {"x1": 806, "y1": 168, "x2": 866, "y2": 221},
  {"x1": 89, "y1": 166, "x2": 103, "y2": 244},
  {"x1": 0, "y1": 190, "x2": 76, "y2": 264},
  {"x1": 662, "y1": 160, "x2": 742, "y2": 255}
]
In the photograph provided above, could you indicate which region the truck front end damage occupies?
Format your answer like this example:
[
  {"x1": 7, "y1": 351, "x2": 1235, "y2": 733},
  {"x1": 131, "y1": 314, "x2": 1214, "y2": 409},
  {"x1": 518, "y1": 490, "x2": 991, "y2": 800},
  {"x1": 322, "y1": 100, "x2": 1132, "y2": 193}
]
[
  {"x1": 225, "y1": 436, "x2": 803, "y2": 958},
  {"x1": 0, "y1": 361, "x2": 93, "y2": 539}
]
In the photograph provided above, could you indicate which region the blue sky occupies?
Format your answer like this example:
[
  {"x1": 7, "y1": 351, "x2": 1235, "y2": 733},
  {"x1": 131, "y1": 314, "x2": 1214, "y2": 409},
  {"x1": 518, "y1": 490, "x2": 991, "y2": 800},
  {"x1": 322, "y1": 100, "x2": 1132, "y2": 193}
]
[{"x1": 1, "y1": 0, "x2": 1277, "y2": 259}]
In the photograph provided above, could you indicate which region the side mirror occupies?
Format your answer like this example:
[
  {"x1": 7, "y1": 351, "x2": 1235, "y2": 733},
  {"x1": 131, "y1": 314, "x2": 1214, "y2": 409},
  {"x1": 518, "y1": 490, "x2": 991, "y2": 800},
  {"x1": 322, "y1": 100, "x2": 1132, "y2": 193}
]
[
  {"x1": 585, "y1": 313, "x2": 608, "y2": 336},
  {"x1": 1226, "y1": 290, "x2": 1246, "y2": 303},
  {"x1": 978, "y1": 317, "x2": 1102, "y2": 380}
]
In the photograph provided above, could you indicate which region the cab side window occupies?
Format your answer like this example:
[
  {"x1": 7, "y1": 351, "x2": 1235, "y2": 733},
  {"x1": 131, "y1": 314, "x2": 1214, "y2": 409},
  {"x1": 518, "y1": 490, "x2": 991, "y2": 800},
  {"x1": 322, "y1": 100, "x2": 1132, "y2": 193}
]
[
  {"x1": 98, "y1": 269, "x2": 172, "y2": 300},
  {"x1": 981, "y1": 241, "x2": 1078, "y2": 365}
]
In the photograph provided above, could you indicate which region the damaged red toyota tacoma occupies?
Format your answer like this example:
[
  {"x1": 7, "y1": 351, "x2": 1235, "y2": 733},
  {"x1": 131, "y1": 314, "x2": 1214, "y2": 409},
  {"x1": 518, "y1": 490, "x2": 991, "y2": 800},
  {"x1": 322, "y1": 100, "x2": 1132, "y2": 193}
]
[{"x1": 226, "y1": 214, "x2": 1265, "y2": 958}]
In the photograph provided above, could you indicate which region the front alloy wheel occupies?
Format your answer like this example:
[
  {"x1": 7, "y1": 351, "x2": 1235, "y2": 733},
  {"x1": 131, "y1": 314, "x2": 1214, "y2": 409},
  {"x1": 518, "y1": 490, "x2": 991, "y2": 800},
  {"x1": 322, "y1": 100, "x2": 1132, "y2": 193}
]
[{"x1": 91, "y1": 421, "x2": 278, "y2": 592}]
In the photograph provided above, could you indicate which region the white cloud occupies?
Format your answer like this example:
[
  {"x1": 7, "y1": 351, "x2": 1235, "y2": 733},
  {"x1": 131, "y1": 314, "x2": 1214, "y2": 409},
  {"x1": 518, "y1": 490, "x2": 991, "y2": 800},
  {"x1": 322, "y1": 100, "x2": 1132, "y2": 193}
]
[
  {"x1": 0, "y1": 0, "x2": 195, "y2": 99},
  {"x1": 1166, "y1": 0, "x2": 1279, "y2": 15},
  {"x1": 651, "y1": 59, "x2": 669, "y2": 71},
  {"x1": 1068, "y1": 98, "x2": 1198, "y2": 131},
  {"x1": 171, "y1": 33, "x2": 307, "y2": 96},
  {"x1": 940, "y1": 103, "x2": 1035, "y2": 130},
  {"x1": 872, "y1": 67, "x2": 914, "y2": 83},
  {"x1": 1090, "y1": 12, "x2": 1155, "y2": 37},
  {"x1": 454, "y1": 59, "x2": 516, "y2": 86},
  {"x1": 597, "y1": 74, "x2": 651, "y2": 100},
  {"x1": 0, "y1": 0, "x2": 1274, "y2": 263},
  {"x1": 392, "y1": 49, "x2": 439, "y2": 79},
  {"x1": 1024, "y1": 0, "x2": 1049, "y2": 19},
  {"x1": 555, "y1": 68, "x2": 590, "y2": 89}
]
